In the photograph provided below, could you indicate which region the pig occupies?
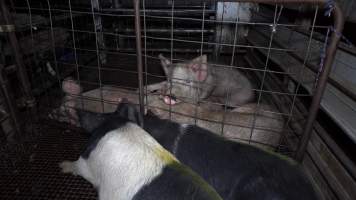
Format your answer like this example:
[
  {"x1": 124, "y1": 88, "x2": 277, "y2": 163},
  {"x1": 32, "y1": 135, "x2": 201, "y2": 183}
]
[
  {"x1": 53, "y1": 79, "x2": 284, "y2": 148},
  {"x1": 75, "y1": 101, "x2": 320, "y2": 200},
  {"x1": 49, "y1": 78, "x2": 137, "y2": 127},
  {"x1": 158, "y1": 54, "x2": 255, "y2": 107},
  {"x1": 59, "y1": 111, "x2": 222, "y2": 200}
]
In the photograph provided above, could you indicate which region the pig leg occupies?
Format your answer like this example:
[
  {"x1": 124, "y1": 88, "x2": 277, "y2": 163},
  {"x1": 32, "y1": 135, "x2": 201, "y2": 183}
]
[
  {"x1": 143, "y1": 81, "x2": 167, "y2": 93},
  {"x1": 61, "y1": 78, "x2": 83, "y2": 126},
  {"x1": 60, "y1": 157, "x2": 97, "y2": 186},
  {"x1": 61, "y1": 95, "x2": 80, "y2": 126}
]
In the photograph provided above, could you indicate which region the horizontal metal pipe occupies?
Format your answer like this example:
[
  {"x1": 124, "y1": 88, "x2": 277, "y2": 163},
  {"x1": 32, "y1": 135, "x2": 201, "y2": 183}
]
[
  {"x1": 118, "y1": 28, "x2": 215, "y2": 33},
  {"x1": 288, "y1": 50, "x2": 356, "y2": 103},
  {"x1": 252, "y1": 26, "x2": 356, "y2": 103},
  {"x1": 113, "y1": 48, "x2": 215, "y2": 53},
  {"x1": 102, "y1": 8, "x2": 215, "y2": 14},
  {"x1": 220, "y1": 0, "x2": 325, "y2": 4}
]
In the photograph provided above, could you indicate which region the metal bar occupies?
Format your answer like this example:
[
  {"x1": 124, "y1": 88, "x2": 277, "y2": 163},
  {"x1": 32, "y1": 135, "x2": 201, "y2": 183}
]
[
  {"x1": 91, "y1": 0, "x2": 107, "y2": 65},
  {"x1": 220, "y1": 0, "x2": 324, "y2": 4},
  {"x1": 253, "y1": 26, "x2": 356, "y2": 103},
  {"x1": 214, "y1": 1, "x2": 225, "y2": 62},
  {"x1": 45, "y1": 0, "x2": 62, "y2": 95},
  {"x1": 296, "y1": 4, "x2": 344, "y2": 161},
  {"x1": 313, "y1": 121, "x2": 356, "y2": 180},
  {"x1": 128, "y1": 0, "x2": 342, "y2": 161},
  {"x1": 0, "y1": 64, "x2": 21, "y2": 138},
  {"x1": 249, "y1": 5, "x2": 281, "y2": 144},
  {"x1": 118, "y1": 28, "x2": 215, "y2": 33},
  {"x1": 144, "y1": 35, "x2": 296, "y2": 52},
  {"x1": 89, "y1": 0, "x2": 105, "y2": 113},
  {"x1": 221, "y1": 2, "x2": 243, "y2": 135},
  {"x1": 143, "y1": 0, "x2": 148, "y2": 109},
  {"x1": 0, "y1": 1, "x2": 35, "y2": 108},
  {"x1": 133, "y1": 0, "x2": 144, "y2": 126},
  {"x1": 68, "y1": 0, "x2": 86, "y2": 113},
  {"x1": 102, "y1": 8, "x2": 215, "y2": 14},
  {"x1": 287, "y1": 6, "x2": 319, "y2": 150},
  {"x1": 31, "y1": 44, "x2": 294, "y2": 76},
  {"x1": 98, "y1": 48, "x2": 217, "y2": 53},
  {"x1": 168, "y1": 0, "x2": 175, "y2": 120},
  {"x1": 13, "y1": 6, "x2": 330, "y2": 29},
  {"x1": 194, "y1": 2, "x2": 206, "y2": 126}
]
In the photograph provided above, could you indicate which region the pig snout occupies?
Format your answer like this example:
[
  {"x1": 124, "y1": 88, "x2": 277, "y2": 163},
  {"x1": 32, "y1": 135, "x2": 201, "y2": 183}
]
[{"x1": 163, "y1": 95, "x2": 178, "y2": 105}]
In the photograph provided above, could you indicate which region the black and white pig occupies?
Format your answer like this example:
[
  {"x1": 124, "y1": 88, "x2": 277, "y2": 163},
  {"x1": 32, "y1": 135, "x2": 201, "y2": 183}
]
[
  {"x1": 59, "y1": 112, "x2": 223, "y2": 200},
  {"x1": 76, "y1": 101, "x2": 320, "y2": 200}
]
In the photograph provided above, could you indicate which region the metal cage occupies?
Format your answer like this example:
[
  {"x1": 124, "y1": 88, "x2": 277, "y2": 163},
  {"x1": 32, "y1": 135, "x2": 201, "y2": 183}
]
[{"x1": 0, "y1": 0, "x2": 351, "y2": 199}]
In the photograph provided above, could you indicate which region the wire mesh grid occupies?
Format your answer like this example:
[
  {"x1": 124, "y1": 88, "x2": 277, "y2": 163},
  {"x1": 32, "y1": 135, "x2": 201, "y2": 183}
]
[
  {"x1": 0, "y1": 124, "x2": 96, "y2": 199},
  {"x1": 0, "y1": 0, "x2": 342, "y2": 199},
  {"x1": 6, "y1": 0, "x2": 334, "y2": 151}
]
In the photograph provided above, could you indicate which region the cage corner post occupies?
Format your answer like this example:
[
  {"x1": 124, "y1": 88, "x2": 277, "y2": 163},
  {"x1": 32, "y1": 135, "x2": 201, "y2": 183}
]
[
  {"x1": 295, "y1": 1, "x2": 345, "y2": 161},
  {"x1": 133, "y1": 0, "x2": 145, "y2": 126}
]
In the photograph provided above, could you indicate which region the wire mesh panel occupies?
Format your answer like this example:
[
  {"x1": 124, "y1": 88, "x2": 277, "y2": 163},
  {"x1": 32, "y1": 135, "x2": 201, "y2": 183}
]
[
  {"x1": 135, "y1": 1, "x2": 331, "y2": 155},
  {"x1": 0, "y1": 0, "x2": 346, "y2": 199},
  {"x1": 3, "y1": 0, "x2": 340, "y2": 154}
]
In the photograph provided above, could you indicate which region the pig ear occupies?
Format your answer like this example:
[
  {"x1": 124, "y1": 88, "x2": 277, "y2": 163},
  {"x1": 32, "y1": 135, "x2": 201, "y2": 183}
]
[
  {"x1": 188, "y1": 55, "x2": 208, "y2": 82},
  {"x1": 62, "y1": 78, "x2": 82, "y2": 95},
  {"x1": 158, "y1": 54, "x2": 171, "y2": 76}
]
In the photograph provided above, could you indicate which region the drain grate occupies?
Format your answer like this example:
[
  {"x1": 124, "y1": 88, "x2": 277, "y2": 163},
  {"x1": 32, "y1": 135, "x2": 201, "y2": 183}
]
[{"x1": 0, "y1": 126, "x2": 97, "y2": 199}]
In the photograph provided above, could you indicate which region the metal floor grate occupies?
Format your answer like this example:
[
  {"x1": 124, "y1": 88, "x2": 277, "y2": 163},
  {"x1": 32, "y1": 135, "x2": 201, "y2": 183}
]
[{"x1": 0, "y1": 125, "x2": 96, "y2": 200}]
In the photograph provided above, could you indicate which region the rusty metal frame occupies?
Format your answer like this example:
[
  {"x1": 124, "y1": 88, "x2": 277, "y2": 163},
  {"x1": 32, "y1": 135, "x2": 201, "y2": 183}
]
[
  {"x1": 0, "y1": 0, "x2": 37, "y2": 137},
  {"x1": 132, "y1": 0, "x2": 344, "y2": 161},
  {"x1": 0, "y1": 1, "x2": 35, "y2": 107}
]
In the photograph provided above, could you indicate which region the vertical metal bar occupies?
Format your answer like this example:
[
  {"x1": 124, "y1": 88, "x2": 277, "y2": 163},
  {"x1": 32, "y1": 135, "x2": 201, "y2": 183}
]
[
  {"x1": 69, "y1": 0, "x2": 85, "y2": 112},
  {"x1": 143, "y1": 0, "x2": 148, "y2": 108},
  {"x1": 133, "y1": 0, "x2": 145, "y2": 126},
  {"x1": 221, "y1": 2, "x2": 241, "y2": 136},
  {"x1": 45, "y1": 0, "x2": 67, "y2": 127},
  {"x1": 45, "y1": 0, "x2": 62, "y2": 91},
  {"x1": 0, "y1": 65, "x2": 21, "y2": 138},
  {"x1": 91, "y1": 0, "x2": 107, "y2": 65},
  {"x1": 168, "y1": 0, "x2": 175, "y2": 120},
  {"x1": 0, "y1": 1, "x2": 35, "y2": 108},
  {"x1": 90, "y1": 0, "x2": 106, "y2": 113},
  {"x1": 296, "y1": 4, "x2": 344, "y2": 161},
  {"x1": 193, "y1": 2, "x2": 206, "y2": 126},
  {"x1": 284, "y1": 6, "x2": 318, "y2": 151},
  {"x1": 247, "y1": 5, "x2": 280, "y2": 145},
  {"x1": 23, "y1": 0, "x2": 40, "y2": 135},
  {"x1": 214, "y1": 2, "x2": 226, "y2": 63}
]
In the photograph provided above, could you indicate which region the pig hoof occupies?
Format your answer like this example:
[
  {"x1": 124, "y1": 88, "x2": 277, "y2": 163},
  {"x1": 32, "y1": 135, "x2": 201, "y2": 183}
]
[{"x1": 59, "y1": 161, "x2": 76, "y2": 174}]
